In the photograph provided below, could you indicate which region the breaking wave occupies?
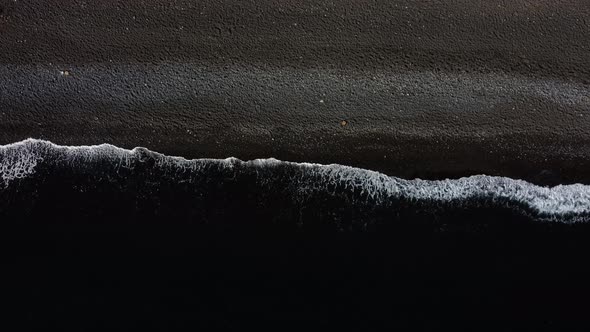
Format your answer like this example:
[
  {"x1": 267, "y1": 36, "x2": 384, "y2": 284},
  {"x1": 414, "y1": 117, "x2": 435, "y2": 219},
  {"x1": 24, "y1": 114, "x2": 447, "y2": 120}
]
[{"x1": 1, "y1": 138, "x2": 589, "y2": 225}]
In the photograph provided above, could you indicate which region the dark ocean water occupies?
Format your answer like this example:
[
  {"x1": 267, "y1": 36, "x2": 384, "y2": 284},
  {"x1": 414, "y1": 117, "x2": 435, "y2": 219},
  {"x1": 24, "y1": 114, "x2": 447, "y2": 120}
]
[{"x1": 3, "y1": 139, "x2": 590, "y2": 330}]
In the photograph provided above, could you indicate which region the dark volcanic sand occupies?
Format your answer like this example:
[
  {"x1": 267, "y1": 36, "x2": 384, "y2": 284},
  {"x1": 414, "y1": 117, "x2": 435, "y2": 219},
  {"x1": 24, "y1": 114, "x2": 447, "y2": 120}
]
[{"x1": 0, "y1": 0, "x2": 589, "y2": 184}]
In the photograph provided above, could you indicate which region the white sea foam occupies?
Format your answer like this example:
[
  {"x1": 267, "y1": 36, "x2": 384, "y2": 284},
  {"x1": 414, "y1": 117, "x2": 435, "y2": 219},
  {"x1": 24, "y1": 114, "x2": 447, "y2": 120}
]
[
  {"x1": 0, "y1": 139, "x2": 42, "y2": 186},
  {"x1": 1, "y1": 138, "x2": 589, "y2": 222}
]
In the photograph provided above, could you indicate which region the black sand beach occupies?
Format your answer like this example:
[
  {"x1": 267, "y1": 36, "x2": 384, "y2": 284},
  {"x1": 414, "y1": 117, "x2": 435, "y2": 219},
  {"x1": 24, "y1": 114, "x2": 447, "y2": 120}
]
[
  {"x1": 0, "y1": 0, "x2": 589, "y2": 183},
  {"x1": 2, "y1": 1, "x2": 590, "y2": 330}
]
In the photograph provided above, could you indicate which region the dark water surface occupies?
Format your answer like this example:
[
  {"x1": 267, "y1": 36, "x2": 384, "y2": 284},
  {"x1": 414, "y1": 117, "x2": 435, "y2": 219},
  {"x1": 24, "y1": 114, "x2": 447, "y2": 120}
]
[{"x1": 2, "y1": 139, "x2": 590, "y2": 330}]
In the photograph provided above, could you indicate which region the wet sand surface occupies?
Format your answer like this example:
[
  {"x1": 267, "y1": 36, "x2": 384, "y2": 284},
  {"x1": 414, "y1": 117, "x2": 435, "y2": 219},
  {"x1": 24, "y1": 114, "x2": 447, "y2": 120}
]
[{"x1": 0, "y1": 0, "x2": 589, "y2": 183}]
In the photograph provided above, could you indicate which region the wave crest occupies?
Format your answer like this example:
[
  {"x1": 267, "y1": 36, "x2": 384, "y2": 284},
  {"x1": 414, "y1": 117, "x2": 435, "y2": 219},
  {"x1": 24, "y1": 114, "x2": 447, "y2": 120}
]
[{"x1": 1, "y1": 138, "x2": 589, "y2": 223}]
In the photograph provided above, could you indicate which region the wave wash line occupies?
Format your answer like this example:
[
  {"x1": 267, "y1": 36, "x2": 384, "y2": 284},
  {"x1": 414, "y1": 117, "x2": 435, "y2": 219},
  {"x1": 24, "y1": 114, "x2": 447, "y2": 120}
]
[{"x1": 1, "y1": 139, "x2": 590, "y2": 223}]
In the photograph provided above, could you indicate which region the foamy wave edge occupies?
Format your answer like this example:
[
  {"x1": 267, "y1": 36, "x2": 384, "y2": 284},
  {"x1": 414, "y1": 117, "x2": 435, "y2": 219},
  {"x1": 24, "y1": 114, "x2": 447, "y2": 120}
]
[{"x1": 2, "y1": 138, "x2": 589, "y2": 223}]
